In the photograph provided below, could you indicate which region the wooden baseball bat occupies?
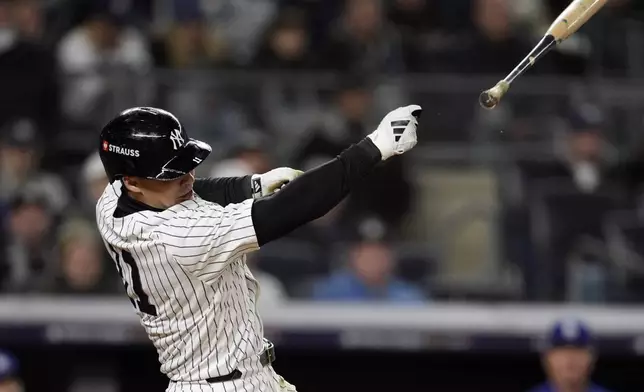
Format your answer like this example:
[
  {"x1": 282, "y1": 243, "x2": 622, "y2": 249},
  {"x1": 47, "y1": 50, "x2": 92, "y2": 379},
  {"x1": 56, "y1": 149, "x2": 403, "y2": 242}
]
[{"x1": 479, "y1": 0, "x2": 608, "y2": 110}]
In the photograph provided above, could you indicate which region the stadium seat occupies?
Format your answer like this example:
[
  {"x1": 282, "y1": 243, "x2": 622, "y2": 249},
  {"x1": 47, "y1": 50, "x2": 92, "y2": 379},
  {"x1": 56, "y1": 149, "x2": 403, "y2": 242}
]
[
  {"x1": 254, "y1": 238, "x2": 322, "y2": 298},
  {"x1": 528, "y1": 180, "x2": 628, "y2": 300},
  {"x1": 412, "y1": 166, "x2": 504, "y2": 286},
  {"x1": 392, "y1": 242, "x2": 438, "y2": 286},
  {"x1": 604, "y1": 211, "x2": 644, "y2": 301}
]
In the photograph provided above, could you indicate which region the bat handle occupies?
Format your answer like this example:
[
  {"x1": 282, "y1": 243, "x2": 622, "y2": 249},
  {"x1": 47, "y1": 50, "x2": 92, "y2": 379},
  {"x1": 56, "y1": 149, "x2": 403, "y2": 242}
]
[{"x1": 479, "y1": 35, "x2": 557, "y2": 110}]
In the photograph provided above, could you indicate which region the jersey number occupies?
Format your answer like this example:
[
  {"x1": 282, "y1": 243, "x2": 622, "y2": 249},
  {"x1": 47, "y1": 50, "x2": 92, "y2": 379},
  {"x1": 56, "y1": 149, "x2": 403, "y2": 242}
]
[{"x1": 108, "y1": 245, "x2": 158, "y2": 316}]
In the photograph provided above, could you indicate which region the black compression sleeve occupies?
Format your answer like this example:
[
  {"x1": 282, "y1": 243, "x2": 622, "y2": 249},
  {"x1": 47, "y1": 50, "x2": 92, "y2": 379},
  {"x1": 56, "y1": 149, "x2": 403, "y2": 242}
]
[
  {"x1": 252, "y1": 138, "x2": 382, "y2": 246},
  {"x1": 193, "y1": 176, "x2": 252, "y2": 206}
]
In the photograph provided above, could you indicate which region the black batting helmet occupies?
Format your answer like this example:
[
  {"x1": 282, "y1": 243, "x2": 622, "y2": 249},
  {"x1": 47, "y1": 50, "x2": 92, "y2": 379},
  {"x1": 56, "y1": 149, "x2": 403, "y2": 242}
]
[{"x1": 99, "y1": 107, "x2": 211, "y2": 183}]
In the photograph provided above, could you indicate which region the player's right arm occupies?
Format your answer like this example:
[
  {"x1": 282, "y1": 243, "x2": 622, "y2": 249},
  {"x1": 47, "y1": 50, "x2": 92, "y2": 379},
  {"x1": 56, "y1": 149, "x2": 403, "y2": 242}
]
[
  {"x1": 192, "y1": 176, "x2": 253, "y2": 206},
  {"x1": 192, "y1": 168, "x2": 303, "y2": 206}
]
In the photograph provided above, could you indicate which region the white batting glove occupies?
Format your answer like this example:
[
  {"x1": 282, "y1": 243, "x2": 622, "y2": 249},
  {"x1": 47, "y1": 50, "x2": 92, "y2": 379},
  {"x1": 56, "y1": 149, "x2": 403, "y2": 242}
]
[
  {"x1": 367, "y1": 104, "x2": 422, "y2": 161},
  {"x1": 251, "y1": 167, "x2": 304, "y2": 198}
]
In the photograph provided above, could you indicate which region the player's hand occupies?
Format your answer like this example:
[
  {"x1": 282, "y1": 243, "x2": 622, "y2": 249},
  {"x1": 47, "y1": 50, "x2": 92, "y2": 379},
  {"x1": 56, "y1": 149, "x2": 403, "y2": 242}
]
[
  {"x1": 251, "y1": 167, "x2": 303, "y2": 198},
  {"x1": 367, "y1": 104, "x2": 422, "y2": 161}
]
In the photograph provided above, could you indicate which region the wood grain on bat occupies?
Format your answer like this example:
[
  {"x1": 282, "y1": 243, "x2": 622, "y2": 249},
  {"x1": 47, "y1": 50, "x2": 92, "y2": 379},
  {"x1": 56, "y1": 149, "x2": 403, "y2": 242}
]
[{"x1": 547, "y1": 0, "x2": 608, "y2": 41}]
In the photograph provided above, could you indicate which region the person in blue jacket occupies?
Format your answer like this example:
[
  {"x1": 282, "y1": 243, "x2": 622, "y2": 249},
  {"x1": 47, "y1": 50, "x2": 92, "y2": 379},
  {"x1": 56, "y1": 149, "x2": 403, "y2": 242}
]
[{"x1": 527, "y1": 318, "x2": 613, "y2": 392}]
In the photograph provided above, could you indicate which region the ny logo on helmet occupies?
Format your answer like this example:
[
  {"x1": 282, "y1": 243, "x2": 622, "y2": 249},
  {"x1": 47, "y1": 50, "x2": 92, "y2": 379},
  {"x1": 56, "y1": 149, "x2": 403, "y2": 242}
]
[{"x1": 170, "y1": 129, "x2": 184, "y2": 150}]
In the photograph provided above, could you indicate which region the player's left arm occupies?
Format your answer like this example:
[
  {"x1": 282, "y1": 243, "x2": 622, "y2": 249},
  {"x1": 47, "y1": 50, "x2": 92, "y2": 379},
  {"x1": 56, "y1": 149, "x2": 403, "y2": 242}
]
[{"x1": 193, "y1": 168, "x2": 303, "y2": 206}]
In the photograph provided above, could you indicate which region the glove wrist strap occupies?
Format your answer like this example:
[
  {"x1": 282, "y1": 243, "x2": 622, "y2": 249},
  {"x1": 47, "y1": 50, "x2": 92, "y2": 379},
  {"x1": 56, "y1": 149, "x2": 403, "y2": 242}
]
[{"x1": 251, "y1": 175, "x2": 263, "y2": 199}]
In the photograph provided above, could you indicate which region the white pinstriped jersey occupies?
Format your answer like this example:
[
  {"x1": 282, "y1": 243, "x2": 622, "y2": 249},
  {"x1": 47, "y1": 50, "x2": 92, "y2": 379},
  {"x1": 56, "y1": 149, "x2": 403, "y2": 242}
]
[{"x1": 96, "y1": 181, "x2": 268, "y2": 383}]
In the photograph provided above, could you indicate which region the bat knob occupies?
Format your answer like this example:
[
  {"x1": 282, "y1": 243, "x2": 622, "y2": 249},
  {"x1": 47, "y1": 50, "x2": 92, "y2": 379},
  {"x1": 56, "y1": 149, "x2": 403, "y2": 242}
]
[
  {"x1": 479, "y1": 80, "x2": 510, "y2": 110},
  {"x1": 479, "y1": 91, "x2": 499, "y2": 110}
]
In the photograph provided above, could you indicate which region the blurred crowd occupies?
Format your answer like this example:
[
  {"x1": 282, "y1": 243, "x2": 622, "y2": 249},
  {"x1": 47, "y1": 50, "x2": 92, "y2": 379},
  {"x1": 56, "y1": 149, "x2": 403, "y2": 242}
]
[{"x1": 1, "y1": 0, "x2": 644, "y2": 306}]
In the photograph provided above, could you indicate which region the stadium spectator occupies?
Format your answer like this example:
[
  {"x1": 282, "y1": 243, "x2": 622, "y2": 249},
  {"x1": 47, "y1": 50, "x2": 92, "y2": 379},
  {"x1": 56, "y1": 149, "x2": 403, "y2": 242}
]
[
  {"x1": 252, "y1": 7, "x2": 315, "y2": 71},
  {"x1": 152, "y1": 5, "x2": 226, "y2": 69},
  {"x1": 83, "y1": 151, "x2": 109, "y2": 203},
  {"x1": 388, "y1": 0, "x2": 441, "y2": 36},
  {"x1": 12, "y1": 0, "x2": 42, "y2": 41},
  {"x1": 57, "y1": 0, "x2": 152, "y2": 128},
  {"x1": 527, "y1": 318, "x2": 613, "y2": 392},
  {"x1": 181, "y1": 0, "x2": 277, "y2": 67},
  {"x1": 0, "y1": 118, "x2": 69, "y2": 215},
  {"x1": 253, "y1": 8, "x2": 324, "y2": 157},
  {"x1": 0, "y1": 349, "x2": 22, "y2": 392},
  {"x1": 557, "y1": 104, "x2": 610, "y2": 193},
  {"x1": 293, "y1": 78, "x2": 414, "y2": 233},
  {"x1": 0, "y1": 193, "x2": 55, "y2": 293},
  {"x1": 518, "y1": 103, "x2": 612, "y2": 196},
  {"x1": 79, "y1": 152, "x2": 109, "y2": 219},
  {"x1": 209, "y1": 133, "x2": 271, "y2": 178},
  {"x1": 510, "y1": 103, "x2": 624, "y2": 300},
  {"x1": 154, "y1": 5, "x2": 255, "y2": 148},
  {"x1": 311, "y1": 219, "x2": 425, "y2": 302},
  {"x1": 293, "y1": 77, "x2": 374, "y2": 162},
  {"x1": 320, "y1": 0, "x2": 405, "y2": 74},
  {"x1": 455, "y1": 0, "x2": 533, "y2": 75},
  {"x1": 0, "y1": 0, "x2": 59, "y2": 155},
  {"x1": 387, "y1": 0, "x2": 451, "y2": 72},
  {"x1": 67, "y1": 153, "x2": 117, "y2": 289},
  {"x1": 40, "y1": 219, "x2": 119, "y2": 295}
]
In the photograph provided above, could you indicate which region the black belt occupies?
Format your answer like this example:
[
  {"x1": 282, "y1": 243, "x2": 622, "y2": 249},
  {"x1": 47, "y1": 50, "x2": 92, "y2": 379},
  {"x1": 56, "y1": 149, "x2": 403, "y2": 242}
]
[{"x1": 174, "y1": 340, "x2": 276, "y2": 384}]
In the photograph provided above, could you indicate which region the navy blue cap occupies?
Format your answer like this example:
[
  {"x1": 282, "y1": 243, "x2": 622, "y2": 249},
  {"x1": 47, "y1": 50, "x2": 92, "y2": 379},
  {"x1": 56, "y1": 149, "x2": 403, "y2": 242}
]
[
  {"x1": 568, "y1": 103, "x2": 604, "y2": 131},
  {"x1": 0, "y1": 350, "x2": 19, "y2": 381},
  {"x1": 547, "y1": 318, "x2": 593, "y2": 349}
]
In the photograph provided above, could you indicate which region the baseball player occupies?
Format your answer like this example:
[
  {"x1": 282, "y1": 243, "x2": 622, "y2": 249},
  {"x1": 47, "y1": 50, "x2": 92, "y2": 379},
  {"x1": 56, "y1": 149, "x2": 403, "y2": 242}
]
[
  {"x1": 95, "y1": 105, "x2": 422, "y2": 391},
  {"x1": 527, "y1": 318, "x2": 613, "y2": 392}
]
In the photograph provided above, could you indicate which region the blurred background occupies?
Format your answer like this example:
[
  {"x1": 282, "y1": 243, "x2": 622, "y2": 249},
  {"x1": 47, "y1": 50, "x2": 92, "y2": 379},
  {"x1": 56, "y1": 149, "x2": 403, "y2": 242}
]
[{"x1": 1, "y1": 0, "x2": 644, "y2": 391}]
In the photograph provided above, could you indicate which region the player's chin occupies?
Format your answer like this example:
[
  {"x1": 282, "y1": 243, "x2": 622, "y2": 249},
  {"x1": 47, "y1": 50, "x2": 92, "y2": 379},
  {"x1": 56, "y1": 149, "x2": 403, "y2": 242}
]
[{"x1": 176, "y1": 189, "x2": 193, "y2": 203}]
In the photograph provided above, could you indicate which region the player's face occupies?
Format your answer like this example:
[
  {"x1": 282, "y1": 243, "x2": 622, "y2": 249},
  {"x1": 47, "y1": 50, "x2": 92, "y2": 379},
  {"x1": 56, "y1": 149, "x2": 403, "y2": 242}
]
[
  {"x1": 126, "y1": 170, "x2": 195, "y2": 209},
  {"x1": 544, "y1": 347, "x2": 593, "y2": 388}
]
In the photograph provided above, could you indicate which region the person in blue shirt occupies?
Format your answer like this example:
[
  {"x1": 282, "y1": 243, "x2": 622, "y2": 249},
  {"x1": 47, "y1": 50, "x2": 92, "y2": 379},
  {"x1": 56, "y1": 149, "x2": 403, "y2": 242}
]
[
  {"x1": 311, "y1": 218, "x2": 426, "y2": 302},
  {"x1": 527, "y1": 318, "x2": 613, "y2": 392},
  {"x1": 0, "y1": 349, "x2": 23, "y2": 392}
]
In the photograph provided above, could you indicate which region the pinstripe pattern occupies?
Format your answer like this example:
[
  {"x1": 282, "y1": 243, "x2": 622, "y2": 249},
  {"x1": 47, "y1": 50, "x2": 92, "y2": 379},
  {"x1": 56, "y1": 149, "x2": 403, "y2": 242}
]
[
  {"x1": 165, "y1": 366, "x2": 297, "y2": 392},
  {"x1": 96, "y1": 182, "x2": 295, "y2": 391}
]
